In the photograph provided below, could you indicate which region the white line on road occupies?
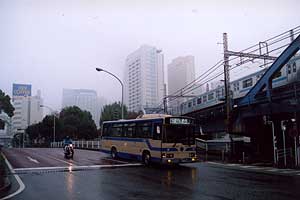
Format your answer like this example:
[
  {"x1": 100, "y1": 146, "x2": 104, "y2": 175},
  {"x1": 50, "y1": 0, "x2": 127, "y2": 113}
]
[
  {"x1": 0, "y1": 153, "x2": 25, "y2": 200},
  {"x1": 101, "y1": 158, "x2": 130, "y2": 164},
  {"x1": 26, "y1": 156, "x2": 39, "y2": 164},
  {"x1": 45, "y1": 154, "x2": 77, "y2": 166},
  {"x1": 227, "y1": 164, "x2": 240, "y2": 167},
  {"x1": 240, "y1": 165, "x2": 255, "y2": 168},
  {"x1": 14, "y1": 163, "x2": 142, "y2": 172}
]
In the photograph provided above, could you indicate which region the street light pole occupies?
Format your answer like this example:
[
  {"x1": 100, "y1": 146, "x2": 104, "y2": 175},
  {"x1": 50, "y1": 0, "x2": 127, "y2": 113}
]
[
  {"x1": 268, "y1": 120, "x2": 277, "y2": 165},
  {"x1": 40, "y1": 105, "x2": 56, "y2": 143},
  {"x1": 96, "y1": 67, "x2": 124, "y2": 119}
]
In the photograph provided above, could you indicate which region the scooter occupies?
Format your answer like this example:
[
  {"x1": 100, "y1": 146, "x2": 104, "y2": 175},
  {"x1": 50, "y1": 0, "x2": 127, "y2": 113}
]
[{"x1": 64, "y1": 144, "x2": 74, "y2": 159}]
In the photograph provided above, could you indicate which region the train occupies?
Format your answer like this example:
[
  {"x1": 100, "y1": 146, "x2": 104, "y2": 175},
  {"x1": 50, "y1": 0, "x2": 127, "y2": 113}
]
[{"x1": 180, "y1": 54, "x2": 300, "y2": 115}]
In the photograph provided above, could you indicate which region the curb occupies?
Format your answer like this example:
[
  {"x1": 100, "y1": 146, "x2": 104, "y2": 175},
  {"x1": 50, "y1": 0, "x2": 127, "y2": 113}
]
[
  {"x1": 0, "y1": 177, "x2": 11, "y2": 194},
  {"x1": 0, "y1": 152, "x2": 25, "y2": 200}
]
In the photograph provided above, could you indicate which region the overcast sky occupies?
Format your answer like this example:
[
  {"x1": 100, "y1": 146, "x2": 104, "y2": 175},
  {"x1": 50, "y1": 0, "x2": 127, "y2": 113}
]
[{"x1": 0, "y1": 0, "x2": 299, "y2": 113}]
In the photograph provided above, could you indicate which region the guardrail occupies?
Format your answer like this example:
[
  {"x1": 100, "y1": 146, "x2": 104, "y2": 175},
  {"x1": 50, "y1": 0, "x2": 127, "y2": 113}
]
[{"x1": 51, "y1": 140, "x2": 101, "y2": 150}]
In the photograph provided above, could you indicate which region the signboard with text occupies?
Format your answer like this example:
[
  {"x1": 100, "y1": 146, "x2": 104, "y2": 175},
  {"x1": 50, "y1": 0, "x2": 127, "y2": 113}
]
[
  {"x1": 166, "y1": 117, "x2": 194, "y2": 125},
  {"x1": 12, "y1": 84, "x2": 31, "y2": 97}
]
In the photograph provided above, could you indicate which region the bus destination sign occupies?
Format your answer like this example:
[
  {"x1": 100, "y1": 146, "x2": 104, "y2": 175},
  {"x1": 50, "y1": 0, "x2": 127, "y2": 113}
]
[{"x1": 169, "y1": 118, "x2": 192, "y2": 125}]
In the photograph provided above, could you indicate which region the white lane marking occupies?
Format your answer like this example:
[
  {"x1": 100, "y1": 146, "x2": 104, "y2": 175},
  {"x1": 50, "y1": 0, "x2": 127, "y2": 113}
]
[
  {"x1": 0, "y1": 153, "x2": 26, "y2": 200},
  {"x1": 267, "y1": 169, "x2": 281, "y2": 172},
  {"x1": 207, "y1": 161, "x2": 223, "y2": 165},
  {"x1": 240, "y1": 165, "x2": 254, "y2": 168},
  {"x1": 45, "y1": 155, "x2": 77, "y2": 166},
  {"x1": 227, "y1": 164, "x2": 240, "y2": 167},
  {"x1": 14, "y1": 163, "x2": 142, "y2": 172},
  {"x1": 101, "y1": 158, "x2": 129, "y2": 164},
  {"x1": 247, "y1": 167, "x2": 264, "y2": 170},
  {"x1": 26, "y1": 156, "x2": 39, "y2": 164}
]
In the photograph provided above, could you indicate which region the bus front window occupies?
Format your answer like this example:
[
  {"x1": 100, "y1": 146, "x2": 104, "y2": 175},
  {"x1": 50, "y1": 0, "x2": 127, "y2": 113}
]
[{"x1": 164, "y1": 125, "x2": 195, "y2": 145}]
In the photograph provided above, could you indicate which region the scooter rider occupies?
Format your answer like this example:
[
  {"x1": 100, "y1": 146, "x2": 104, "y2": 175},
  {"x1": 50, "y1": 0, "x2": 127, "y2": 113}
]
[
  {"x1": 63, "y1": 136, "x2": 74, "y2": 158},
  {"x1": 63, "y1": 136, "x2": 73, "y2": 147}
]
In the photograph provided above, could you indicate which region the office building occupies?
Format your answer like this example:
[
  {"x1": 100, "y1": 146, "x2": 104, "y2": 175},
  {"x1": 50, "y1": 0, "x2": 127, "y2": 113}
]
[
  {"x1": 11, "y1": 84, "x2": 43, "y2": 133},
  {"x1": 124, "y1": 45, "x2": 165, "y2": 112},
  {"x1": 167, "y1": 56, "x2": 195, "y2": 114},
  {"x1": 62, "y1": 89, "x2": 102, "y2": 128}
]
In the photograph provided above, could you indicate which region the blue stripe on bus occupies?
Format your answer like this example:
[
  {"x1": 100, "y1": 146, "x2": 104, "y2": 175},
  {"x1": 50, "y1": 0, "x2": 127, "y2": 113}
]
[
  {"x1": 185, "y1": 147, "x2": 196, "y2": 151},
  {"x1": 99, "y1": 149, "x2": 161, "y2": 163},
  {"x1": 102, "y1": 137, "x2": 178, "y2": 152}
]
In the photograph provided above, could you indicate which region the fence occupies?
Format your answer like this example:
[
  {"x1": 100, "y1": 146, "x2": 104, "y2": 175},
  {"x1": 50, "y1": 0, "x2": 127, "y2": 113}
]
[
  {"x1": 196, "y1": 138, "x2": 231, "y2": 162},
  {"x1": 51, "y1": 140, "x2": 101, "y2": 150}
]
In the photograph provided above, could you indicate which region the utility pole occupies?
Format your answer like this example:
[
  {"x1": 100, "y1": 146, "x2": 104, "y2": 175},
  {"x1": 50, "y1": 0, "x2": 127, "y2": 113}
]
[{"x1": 223, "y1": 33, "x2": 231, "y2": 132}]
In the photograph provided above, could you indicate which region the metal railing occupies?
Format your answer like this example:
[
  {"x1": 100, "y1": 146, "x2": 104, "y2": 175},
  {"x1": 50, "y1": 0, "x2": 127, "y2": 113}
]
[
  {"x1": 276, "y1": 147, "x2": 293, "y2": 167},
  {"x1": 51, "y1": 140, "x2": 101, "y2": 150}
]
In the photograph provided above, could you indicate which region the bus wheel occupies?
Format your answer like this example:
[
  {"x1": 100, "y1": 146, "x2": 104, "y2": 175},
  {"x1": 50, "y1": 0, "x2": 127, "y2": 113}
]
[
  {"x1": 142, "y1": 151, "x2": 151, "y2": 166},
  {"x1": 111, "y1": 147, "x2": 117, "y2": 159}
]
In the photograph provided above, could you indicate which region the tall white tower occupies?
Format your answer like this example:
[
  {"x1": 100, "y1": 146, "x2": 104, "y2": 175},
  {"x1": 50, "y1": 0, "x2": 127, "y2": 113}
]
[{"x1": 124, "y1": 45, "x2": 165, "y2": 112}]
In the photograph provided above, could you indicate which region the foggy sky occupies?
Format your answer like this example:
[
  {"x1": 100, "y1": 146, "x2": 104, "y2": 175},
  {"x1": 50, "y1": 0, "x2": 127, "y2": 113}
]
[{"x1": 1, "y1": 0, "x2": 299, "y2": 114}]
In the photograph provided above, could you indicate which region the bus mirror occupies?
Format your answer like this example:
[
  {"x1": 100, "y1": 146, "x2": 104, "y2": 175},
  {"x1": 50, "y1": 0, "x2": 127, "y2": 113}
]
[{"x1": 156, "y1": 126, "x2": 161, "y2": 134}]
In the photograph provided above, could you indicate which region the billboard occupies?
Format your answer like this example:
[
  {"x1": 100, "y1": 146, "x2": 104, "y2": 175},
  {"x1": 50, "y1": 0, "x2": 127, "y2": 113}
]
[{"x1": 12, "y1": 84, "x2": 32, "y2": 97}]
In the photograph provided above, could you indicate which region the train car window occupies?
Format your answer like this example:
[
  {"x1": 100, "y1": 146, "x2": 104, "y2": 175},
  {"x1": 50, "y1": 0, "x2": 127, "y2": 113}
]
[
  {"x1": 242, "y1": 78, "x2": 253, "y2": 88},
  {"x1": 203, "y1": 95, "x2": 207, "y2": 102},
  {"x1": 208, "y1": 93, "x2": 214, "y2": 100},
  {"x1": 193, "y1": 99, "x2": 196, "y2": 106},
  {"x1": 197, "y1": 97, "x2": 202, "y2": 104},
  {"x1": 274, "y1": 71, "x2": 282, "y2": 78},
  {"x1": 188, "y1": 102, "x2": 192, "y2": 108},
  {"x1": 287, "y1": 64, "x2": 291, "y2": 74},
  {"x1": 256, "y1": 75, "x2": 261, "y2": 81},
  {"x1": 233, "y1": 82, "x2": 239, "y2": 91},
  {"x1": 293, "y1": 62, "x2": 296, "y2": 73}
]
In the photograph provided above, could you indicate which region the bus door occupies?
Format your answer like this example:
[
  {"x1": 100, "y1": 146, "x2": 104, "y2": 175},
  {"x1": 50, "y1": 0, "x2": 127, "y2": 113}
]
[{"x1": 153, "y1": 122, "x2": 163, "y2": 157}]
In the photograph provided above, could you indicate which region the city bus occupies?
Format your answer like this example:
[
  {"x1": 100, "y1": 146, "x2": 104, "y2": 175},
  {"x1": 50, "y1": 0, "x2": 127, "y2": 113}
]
[{"x1": 100, "y1": 114, "x2": 197, "y2": 165}]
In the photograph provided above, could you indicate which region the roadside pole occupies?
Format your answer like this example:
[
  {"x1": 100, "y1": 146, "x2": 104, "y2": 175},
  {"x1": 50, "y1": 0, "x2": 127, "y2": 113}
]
[
  {"x1": 295, "y1": 137, "x2": 298, "y2": 167},
  {"x1": 281, "y1": 121, "x2": 287, "y2": 167}
]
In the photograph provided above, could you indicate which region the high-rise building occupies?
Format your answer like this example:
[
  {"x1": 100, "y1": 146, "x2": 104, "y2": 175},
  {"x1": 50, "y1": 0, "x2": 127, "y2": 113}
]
[
  {"x1": 62, "y1": 89, "x2": 103, "y2": 128},
  {"x1": 167, "y1": 56, "x2": 195, "y2": 114},
  {"x1": 124, "y1": 45, "x2": 165, "y2": 112},
  {"x1": 11, "y1": 84, "x2": 43, "y2": 133}
]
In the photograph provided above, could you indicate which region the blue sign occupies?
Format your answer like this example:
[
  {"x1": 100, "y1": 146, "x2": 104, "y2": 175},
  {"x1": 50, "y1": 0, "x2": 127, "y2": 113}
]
[{"x1": 13, "y1": 84, "x2": 32, "y2": 96}]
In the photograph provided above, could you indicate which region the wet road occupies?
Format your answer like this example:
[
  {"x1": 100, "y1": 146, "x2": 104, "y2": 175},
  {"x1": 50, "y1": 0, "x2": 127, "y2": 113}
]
[{"x1": 2, "y1": 148, "x2": 300, "y2": 200}]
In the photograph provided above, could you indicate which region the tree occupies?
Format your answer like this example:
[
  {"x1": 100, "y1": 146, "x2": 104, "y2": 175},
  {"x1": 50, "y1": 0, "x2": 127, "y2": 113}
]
[
  {"x1": 100, "y1": 102, "x2": 139, "y2": 125},
  {"x1": 0, "y1": 89, "x2": 14, "y2": 117},
  {"x1": 100, "y1": 102, "x2": 128, "y2": 124},
  {"x1": 26, "y1": 106, "x2": 98, "y2": 145},
  {"x1": 60, "y1": 106, "x2": 97, "y2": 140}
]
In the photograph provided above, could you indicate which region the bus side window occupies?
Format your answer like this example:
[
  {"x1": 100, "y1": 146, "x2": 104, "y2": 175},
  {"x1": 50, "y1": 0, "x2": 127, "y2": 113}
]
[
  {"x1": 124, "y1": 122, "x2": 135, "y2": 138},
  {"x1": 111, "y1": 124, "x2": 123, "y2": 137},
  {"x1": 103, "y1": 124, "x2": 112, "y2": 136},
  {"x1": 136, "y1": 122, "x2": 152, "y2": 138}
]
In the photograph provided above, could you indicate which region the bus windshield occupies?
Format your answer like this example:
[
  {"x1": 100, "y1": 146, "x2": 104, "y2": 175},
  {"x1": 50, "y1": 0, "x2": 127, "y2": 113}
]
[{"x1": 164, "y1": 125, "x2": 195, "y2": 145}]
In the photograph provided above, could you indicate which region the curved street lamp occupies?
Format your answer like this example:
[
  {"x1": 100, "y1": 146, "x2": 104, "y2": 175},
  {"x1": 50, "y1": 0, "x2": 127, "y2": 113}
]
[{"x1": 96, "y1": 68, "x2": 124, "y2": 119}]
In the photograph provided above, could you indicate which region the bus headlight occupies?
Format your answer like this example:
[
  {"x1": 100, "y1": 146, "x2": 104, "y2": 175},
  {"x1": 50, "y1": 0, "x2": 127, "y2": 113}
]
[
  {"x1": 167, "y1": 153, "x2": 174, "y2": 158},
  {"x1": 168, "y1": 159, "x2": 172, "y2": 163}
]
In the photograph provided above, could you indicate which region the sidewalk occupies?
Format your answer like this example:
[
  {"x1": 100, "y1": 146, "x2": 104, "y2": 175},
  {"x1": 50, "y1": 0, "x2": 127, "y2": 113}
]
[{"x1": 206, "y1": 161, "x2": 300, "y2": 177}]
